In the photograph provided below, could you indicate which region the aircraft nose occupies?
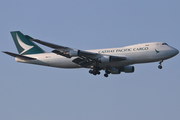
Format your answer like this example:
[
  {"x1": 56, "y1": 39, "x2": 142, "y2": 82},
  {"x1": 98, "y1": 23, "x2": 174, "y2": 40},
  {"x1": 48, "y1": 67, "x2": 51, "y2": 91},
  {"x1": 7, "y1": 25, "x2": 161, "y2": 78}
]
[
  {"x1": 174, "y1": 48, "x2": 179, "y2": 55},
  {"x1": 171, "y1": 48, "x2": 179, "y2": 56},
  {"x1": 165, "y1": 46, "x2": 179, "y2": 59}
]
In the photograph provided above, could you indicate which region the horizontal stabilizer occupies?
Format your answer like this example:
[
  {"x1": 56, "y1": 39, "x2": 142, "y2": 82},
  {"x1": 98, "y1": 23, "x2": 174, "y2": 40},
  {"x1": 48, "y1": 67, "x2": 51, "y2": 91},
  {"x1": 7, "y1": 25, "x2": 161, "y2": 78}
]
[{"x1": 2, "y1": 51, "x2": 36, "y2": 60}]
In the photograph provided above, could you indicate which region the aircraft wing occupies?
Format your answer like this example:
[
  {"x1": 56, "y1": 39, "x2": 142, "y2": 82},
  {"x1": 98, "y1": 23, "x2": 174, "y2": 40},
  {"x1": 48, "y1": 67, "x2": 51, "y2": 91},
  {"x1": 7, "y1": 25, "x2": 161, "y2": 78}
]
[
  {"x1": 31, "y1": 39, "x2": 99, "y2": 58},
  {"x1": 30, "y1": 39, "x2": 126, "y2": 67}
]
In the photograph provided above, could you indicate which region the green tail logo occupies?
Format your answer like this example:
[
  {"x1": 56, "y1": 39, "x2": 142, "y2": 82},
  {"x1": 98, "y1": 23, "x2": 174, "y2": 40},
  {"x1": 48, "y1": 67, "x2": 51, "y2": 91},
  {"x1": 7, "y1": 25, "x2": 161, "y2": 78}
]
[
  {"x1": 11, "y1": 31, "x2": 45, "y2": 55},
  {"x1": 155, "y1": 49, "x2": 160, "y2": 54}
]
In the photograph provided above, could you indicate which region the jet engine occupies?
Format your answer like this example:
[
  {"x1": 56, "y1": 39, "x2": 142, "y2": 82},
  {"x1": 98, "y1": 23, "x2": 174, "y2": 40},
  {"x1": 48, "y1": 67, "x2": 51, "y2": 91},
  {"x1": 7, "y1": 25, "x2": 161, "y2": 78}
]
[
  {"x1": 121, "y1": 66, "x2": 135, "y2": 73},
  {"x1": 69, "y1": 50, "x2": 79, "y2": 57},
  {"x1": 99, "y1": 56, "x2": 111, "y2": 63},
  {"x1": 99, "y1": 56, "x2": 126, "y2": 63},
  {"x1": 110, "y1": 67, "x2": 121, "y2": 74}
]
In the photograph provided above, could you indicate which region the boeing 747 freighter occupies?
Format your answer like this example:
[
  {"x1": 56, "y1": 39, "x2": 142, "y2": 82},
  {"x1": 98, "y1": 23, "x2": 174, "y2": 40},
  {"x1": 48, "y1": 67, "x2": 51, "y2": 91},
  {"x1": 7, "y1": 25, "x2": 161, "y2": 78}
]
[{"x1": 3, "y1": 31, "x2": 179, "y2": 77}]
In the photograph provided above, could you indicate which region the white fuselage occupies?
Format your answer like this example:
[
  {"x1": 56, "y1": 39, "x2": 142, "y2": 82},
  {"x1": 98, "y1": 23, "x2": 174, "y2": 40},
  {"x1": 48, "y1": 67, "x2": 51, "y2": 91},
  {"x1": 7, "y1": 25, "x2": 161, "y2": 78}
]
[{"x1": 15, "y1": 42, "x2": 179, "y2": 69}]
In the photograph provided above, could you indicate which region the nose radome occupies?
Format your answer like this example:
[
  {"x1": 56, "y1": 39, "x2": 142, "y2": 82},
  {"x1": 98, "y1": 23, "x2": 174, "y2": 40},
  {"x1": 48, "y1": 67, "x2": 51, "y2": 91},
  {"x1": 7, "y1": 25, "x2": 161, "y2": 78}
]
[
  {"x1": 172, "y1": 48, "x2": 179, "y2": 56},
  {"x1": 175, "y1": 48, "x2": 179, "y2": 55}
]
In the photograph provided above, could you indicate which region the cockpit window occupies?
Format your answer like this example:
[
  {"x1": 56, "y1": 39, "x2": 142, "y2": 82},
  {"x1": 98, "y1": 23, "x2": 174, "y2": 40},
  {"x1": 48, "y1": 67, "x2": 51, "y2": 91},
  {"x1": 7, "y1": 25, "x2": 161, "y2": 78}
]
[{"x1": 162, "y1": 43, "x2": 168, "y2": 45}]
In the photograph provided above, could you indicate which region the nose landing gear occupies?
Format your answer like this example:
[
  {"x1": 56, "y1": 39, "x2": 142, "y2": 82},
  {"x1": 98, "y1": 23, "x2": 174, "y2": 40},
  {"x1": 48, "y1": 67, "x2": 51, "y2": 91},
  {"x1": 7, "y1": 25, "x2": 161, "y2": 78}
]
[{"x1": 158, "y1": 60, "x2": 163, "y2": 69}]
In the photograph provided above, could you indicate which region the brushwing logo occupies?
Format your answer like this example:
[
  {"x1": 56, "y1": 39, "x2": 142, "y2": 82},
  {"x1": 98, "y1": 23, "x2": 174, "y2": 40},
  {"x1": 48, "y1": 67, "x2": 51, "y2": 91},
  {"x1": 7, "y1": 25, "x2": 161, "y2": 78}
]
[
  {"x1": 155, "y1": 49, "x2": 160, "y2": 54},
  {"x1": 16, "y1": 33, "x2": 34, "y2": 54}
]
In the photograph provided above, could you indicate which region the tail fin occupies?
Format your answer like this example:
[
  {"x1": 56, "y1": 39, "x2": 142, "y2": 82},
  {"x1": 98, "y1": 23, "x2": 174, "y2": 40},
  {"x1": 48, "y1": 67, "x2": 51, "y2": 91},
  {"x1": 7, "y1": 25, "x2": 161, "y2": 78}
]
[{"x1": 11, "y1": 31, "x2": 45, "y2": 55}]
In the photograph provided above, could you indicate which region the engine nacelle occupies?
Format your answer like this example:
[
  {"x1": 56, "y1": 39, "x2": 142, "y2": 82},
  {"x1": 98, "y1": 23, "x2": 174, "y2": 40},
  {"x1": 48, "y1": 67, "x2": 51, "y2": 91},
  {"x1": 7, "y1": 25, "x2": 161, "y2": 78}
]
[
  {"x1": 99, "y1": 56, "x2": 126, "y2": 63},
  {"x1": 69, "y1": 50, "x2": 79, "y2": 57},
  {"x1": 121, "y1": 66, "x2": 135, "y2": 73},
  {"x1": 99, "y1": 56, "x2": 111, "y2": 63},
  {"x1": 110, "y1": 67, "x2": 121, "y2": 74}
]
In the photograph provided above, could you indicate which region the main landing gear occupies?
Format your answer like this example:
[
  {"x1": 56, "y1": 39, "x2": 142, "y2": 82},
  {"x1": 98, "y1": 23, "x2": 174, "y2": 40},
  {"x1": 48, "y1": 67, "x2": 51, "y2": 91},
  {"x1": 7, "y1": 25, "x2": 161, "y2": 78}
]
[
  {"x1": 89, "y1": 67, "x2": 101, "y2": 76},
  {"x1": 158, "y1": 60, "x2": 163, "y2": 69},
  {"x1": 104, "y1": 70, "x2": 110, "y2": 78},
  {"x1": 89, "y1": 67, "x2": 111, "y2": 77},
  {"x1": 89, "y1": 69, "x2": 100, "y2": 75}
]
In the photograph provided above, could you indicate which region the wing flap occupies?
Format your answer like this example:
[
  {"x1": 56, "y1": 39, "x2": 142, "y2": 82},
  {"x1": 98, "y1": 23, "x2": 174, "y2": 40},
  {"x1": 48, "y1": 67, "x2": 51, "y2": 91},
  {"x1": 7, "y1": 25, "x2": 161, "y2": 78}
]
[
  {"x1": 72, "y1": 58, "x2": 94, "y2": 67},
  {"x1": 52, "y1": 50, "x2": 71, "y2": 58},
  {"x1": 110, "y1": 56, "x2": 126, "y2": 62}
]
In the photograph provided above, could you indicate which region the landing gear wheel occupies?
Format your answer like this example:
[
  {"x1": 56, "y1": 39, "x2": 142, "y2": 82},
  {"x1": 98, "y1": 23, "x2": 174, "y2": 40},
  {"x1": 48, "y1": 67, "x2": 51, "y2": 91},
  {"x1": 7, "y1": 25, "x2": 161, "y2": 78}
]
[
  {"x1": 104, "y1": 74, "x2": 108, "y2": 77},
  {"x1": 158, "y1": 65, "x2": 162, "y2": 69},
  {"x1": 89, "y1": 69, "x2": 101, "y2": 75},
  {"x1": 93, "y1": 73, "x2": 97, "y2": 75},
  {"x1": 158, "y1": 60, "x2": 163, "y2": 69},
  {"x1": 89, "y1": 70, "x2": 93, "y2": 74}
]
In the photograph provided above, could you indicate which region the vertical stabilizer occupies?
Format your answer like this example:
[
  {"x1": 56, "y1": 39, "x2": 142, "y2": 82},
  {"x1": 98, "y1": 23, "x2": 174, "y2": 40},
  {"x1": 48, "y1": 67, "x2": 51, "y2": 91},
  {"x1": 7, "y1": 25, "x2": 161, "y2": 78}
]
[{"x1": 11, "y1": 31, "x2": 45, "y2": 55}]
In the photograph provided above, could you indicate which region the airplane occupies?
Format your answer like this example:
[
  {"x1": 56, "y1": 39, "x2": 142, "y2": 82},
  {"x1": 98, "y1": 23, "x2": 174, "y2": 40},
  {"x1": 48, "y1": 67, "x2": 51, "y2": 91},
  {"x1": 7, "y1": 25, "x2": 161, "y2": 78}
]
[{"x1": 3, "y1": 31, "x2": 179, "y2": 77}]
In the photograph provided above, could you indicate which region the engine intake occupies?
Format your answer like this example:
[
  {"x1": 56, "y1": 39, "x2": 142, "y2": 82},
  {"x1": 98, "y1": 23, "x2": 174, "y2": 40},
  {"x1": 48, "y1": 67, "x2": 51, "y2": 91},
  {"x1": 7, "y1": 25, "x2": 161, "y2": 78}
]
[
  {"x1": 99, "y1": 56, "x2": 111, "y2": 63},
  {"x1": 69, "y1": 50, "x2": 79, "y2": 57}
]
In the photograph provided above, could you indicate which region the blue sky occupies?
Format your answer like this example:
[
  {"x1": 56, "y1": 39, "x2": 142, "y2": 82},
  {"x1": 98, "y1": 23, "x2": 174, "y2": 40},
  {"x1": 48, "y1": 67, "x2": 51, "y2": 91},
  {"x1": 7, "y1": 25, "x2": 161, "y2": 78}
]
[{"x1": 0, "y1": 0, "x2": 180, "y2": 120}]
